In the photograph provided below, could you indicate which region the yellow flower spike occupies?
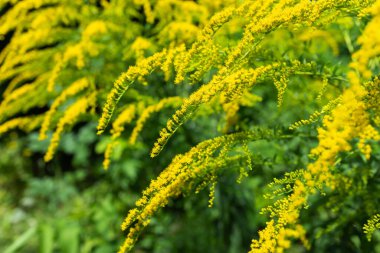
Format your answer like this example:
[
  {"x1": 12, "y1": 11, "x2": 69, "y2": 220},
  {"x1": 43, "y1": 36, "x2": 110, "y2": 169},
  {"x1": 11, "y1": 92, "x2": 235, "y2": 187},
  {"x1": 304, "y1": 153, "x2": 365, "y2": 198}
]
[
  {"x1": 289, "y1": 96, "x2": 342, "y2": 130},
  {"x1": 0, "y1": 83, "x2": 38, "y2": 122},
  {"x1": 103, "y1": 141, "x2": 117, "y2": 170},
  {"x1": 2, "y1": 70, "x2": 38, "y2": 98},
  {"x1": 46, "y1": 19, "x2": 109, "y2": 92},
  {"x1": 48, "y1": 44, "x2": 85, "y2": 92},
  {"x1": 0, "y1": 83, "x2": 34, "y2": 108},
  {"x1": 129, "y1": 97, "x2": 182, "y2": 145},
  {"x1": 0, "y1": 115, "x2": 43, "y2": 136},
  {"x1": 208, "y1": 176, "x2": 217, "y2": 208},
  {"x1": 0, "y1": 0, "x2": 58, "y2": 36},
  {"x1": 103, "y1": 104, "x2": 136, "y2": 170},
  {"x1": 133, "y1": 0, "x2": 154, "y2": 24},
  {"x1": 173, "y1": 5, "x2": 236, "y2": 84},
  {"x1": 39, "y1": 78, "x2": 90, "y2": 140},
  {"x1": 363, "y1": 214, "x2": 380, "y2": 241},
  {"x1": 351, "y1": 0, "x2": 380, "y2": 78},
  {"x1": 3, "y1": 1, "x2": 379, "y2": 253},
  {"x1": 97, "y1": 51, "x2": 166, "y2": 135},
  {"x1": 44, "y1": 93, "x2": 96, "y2": 162}
]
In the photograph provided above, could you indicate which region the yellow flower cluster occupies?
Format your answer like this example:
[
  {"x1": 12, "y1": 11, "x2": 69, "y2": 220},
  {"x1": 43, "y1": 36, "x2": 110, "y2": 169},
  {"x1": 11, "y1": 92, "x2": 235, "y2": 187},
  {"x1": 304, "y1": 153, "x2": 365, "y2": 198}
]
[
  {"x1": 310, "y1": 72, "x2": 378, "y2": 173},
  {"x1": 251, "y1": 71, "x2": 380, "y2": 252},
  {"x1": 104, "y1": 0, "x2": 368, "y2": 163},
  {"x1": 118, "y1": 130, "x2": 278, "y2": 253},
  {"x1": 173, "y1": 5, "x2": 236, "y2": 84},
  {"x1": 351, "y1": 0, "x2": 380, "y2": 78},
  {"x1": 358, "y1": 125, "x2": 380, "y2": 160},
  {"x1": 0, "y1": 1, "x2": 82, "y2": 95},
  {"x1": 225, "y1": 0, "x2": 342, "y2": 67},
  {"x1": 133, "y1": 0, "x2": 229, "y2": 40},
  {"x1": 252, "y1": 180, "x2": 309, "y2": 253},
  {"x1": 363, "y1": 213, "x2": 380, "y2": 241},
  {"x1": 100, "y1": 0, "x2": 362, "y2": 163},
  {"x1": 48, "y1": 49, "x2": 80, "y2": 92}
]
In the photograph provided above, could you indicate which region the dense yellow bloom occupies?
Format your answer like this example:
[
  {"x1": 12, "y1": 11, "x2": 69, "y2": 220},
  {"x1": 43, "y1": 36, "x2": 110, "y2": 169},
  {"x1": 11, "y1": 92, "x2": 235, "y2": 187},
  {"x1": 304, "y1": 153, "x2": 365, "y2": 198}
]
[
  {"x1": 111, "y1": 105, "x2": 138, "y2": 139},
  {"x1": 100, "y1": 0, "x2": 368, "y2": 161},
  {"x1": 358, "y1": 125, "x2": 380, "y2": 160},
  {"x1": 252, "y1": 180, "x2": 309, "y2": 253},
  {"x1": 310, "y1": 72, "x2": 377, "y2": 172}
]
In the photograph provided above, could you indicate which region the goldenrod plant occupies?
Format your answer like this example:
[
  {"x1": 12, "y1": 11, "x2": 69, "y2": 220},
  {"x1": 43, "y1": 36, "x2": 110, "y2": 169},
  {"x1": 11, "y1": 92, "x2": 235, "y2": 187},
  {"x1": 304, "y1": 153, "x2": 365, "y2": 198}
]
[{"x1": 1, "y1": 0, "x2": 380, "y2": 252}]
